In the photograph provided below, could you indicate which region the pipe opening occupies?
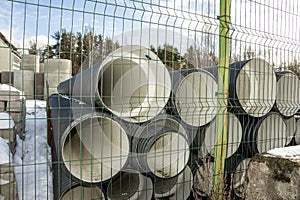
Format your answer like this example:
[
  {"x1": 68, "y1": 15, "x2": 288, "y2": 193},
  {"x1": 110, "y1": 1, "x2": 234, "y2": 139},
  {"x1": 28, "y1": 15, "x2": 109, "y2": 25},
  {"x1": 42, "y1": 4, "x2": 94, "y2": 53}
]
[
  {"x1": 276, "y1": 73, "x2": 300, "y2": 116},
  {"x1": 107, "y1": 172, "x2": 140, "y2": 200},
  {"x1": 256, "y1": 113, "x2": 286, "y2": 153},
  {"x1": 233, "y1": 158, "x2": 251, "y2": 198},
  {"x1": 62, "y1": 116, "x2": 129, "y2": 183},
  {"x1": 61, "y1": 185, "x2": 104, "y2": 200},
  {"x1": 98, "y1": 46, "x2": 171, "y2": 122},
  {"x1": 236, "y1": 59, "x2": 276, "y2": 117},
  {"x1": 284, "y1": 117, "x2": 296, "y2": 145},
  {"x1": 147, "y1": 132, "x2": 189, "y2": 178},
  {"x1": 176, "y1": 71, "x2": 217, "y2": 127},
  {"x1": 154, "y1": 175, "x2": 178, "y2": 195},
  {"x1": 295, "y1": 119, "x2": 300, "y2": 145},
  {"x1": 204, "y1": 113, "x2": 242, "y2": 158}
]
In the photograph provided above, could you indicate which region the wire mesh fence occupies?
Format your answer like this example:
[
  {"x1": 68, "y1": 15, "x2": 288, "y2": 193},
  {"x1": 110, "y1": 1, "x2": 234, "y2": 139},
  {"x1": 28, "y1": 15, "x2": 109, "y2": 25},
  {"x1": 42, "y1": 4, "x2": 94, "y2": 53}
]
[{"x1": 0, "y1": 0, "x2": 299, "y2": 199}]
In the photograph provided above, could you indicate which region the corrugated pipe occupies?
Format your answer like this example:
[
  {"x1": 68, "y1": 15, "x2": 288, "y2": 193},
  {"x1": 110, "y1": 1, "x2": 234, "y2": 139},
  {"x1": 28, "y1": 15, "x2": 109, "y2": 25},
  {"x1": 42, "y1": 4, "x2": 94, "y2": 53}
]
[
  {"x1": 106, "y1": 169, "x2": 153, "y2": 200},
  {"x1": 57, "y1": 45, "x2": 171, "y2": 123},
  {"x1": 167, "y1": 69, "x2": 218, "y2": 128},
  {"x1": 49, "y1": 94, "x2": 130, "y2": 184},
  {"x1": 205, "y1": 58, "x2": 277, "y2": 117},
  {"x1": 153, "y1": 166, "x2": 193, "y2": 200},
  {"x1": 130, "y1": 114, "x2": 190, "y2": 179}
]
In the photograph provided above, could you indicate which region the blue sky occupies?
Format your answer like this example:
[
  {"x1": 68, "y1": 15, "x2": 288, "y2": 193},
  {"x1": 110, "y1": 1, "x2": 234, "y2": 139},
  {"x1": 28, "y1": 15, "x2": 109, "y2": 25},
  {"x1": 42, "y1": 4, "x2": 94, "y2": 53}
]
[{"x1": 0, "y1": 0, "x2": 299, "y2": 66}]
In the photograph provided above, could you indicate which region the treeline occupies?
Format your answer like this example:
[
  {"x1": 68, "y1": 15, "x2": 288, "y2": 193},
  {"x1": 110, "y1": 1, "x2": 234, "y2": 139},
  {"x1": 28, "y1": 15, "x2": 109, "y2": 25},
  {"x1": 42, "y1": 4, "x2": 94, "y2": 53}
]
[{"x1": 29, "y1": 30, "x2": 219, "y2": 75}]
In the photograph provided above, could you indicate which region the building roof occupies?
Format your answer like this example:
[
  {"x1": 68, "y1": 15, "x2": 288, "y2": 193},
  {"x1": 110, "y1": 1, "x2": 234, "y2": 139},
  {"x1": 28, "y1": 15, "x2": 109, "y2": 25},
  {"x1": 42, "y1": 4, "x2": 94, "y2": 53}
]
[{"x1": 0, "y1": 32, "x2": 21, "y2": 58}]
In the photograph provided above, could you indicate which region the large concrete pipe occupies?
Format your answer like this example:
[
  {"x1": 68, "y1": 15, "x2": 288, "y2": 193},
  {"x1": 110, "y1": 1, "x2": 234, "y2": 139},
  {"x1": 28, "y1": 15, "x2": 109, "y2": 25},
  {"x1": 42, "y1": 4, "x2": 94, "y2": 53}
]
[
  {"x1": 44, "y1": 59, "x2": 72, "y2": 74},
  {"x1": 295, "y1": 119, "x2": 300, "y2": 145},
  {"x1": 44, "y1": 59, "x2": 72, "y2": 97},
  {"x1": 130, "y1": 115, "x2": 190, "y2": 179},
  {"x1": 199, "y1": 112, "x2": 243, "y2": 159},
  {"x1": 168, "y1": 69, "x2": 218, "y2": 127},
  {"x1": 106, "y1": 170, "x2": 153, "y2": 200},
  {"x1": 51, "y1": 137, "x2": 105, "y2": 200},
  {"x1": 206, "y1": 58, "x2": 276, "y2": 117},
  {"x1": 57, "y1": 45, "x2": 172, "y2": 123},
  {"x1": 244, "y1": 112, "x2": 287, "y2": 155},
  {"x1": 232, "y1": 158, "x2": 251, "y2": 199},
  {"x1": 49, "y1": 94, "x2": 130, "y2": 183},
  {"x1": 284, "y1": 117, "x2": 296, "y2": 146},
  {"x1": 274, "y1": 71, "x2": 300, "y2": 117},
  {"x1": 13, "y1": 70, "x2": 34, "y2": 99},
  {"x1": 21, "y1": 54, "x2": 40, "y2": 72},
  {"x1": 153, "y1": 166, "x2": 193, "y2": 200}
]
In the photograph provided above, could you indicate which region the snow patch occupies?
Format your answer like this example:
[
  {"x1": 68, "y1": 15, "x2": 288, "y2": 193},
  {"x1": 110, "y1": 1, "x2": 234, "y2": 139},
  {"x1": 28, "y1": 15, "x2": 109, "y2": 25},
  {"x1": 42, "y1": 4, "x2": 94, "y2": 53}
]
[
  {"x1": 0, "y1": 137, "x2": 12, "y2": 165},
  {"x1": 14, "y1": 100, "x2": 53, "y2": 200},
  {"x1": 0, "y1": 84, "x2": 21, "y2": 93},
  {"x1": 0, "y1": 112, "x2": 15, "y2": 129},
  {"x1": 267, "y1": 145, "x2": 300, "y2": 158}
]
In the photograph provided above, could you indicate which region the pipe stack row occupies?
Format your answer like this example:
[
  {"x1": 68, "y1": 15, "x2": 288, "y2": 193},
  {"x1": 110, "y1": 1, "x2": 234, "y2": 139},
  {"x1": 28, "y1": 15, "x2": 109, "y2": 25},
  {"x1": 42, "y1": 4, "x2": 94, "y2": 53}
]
[{"x1": 49, "y1": 45, "x2": 300, "y2": 199}]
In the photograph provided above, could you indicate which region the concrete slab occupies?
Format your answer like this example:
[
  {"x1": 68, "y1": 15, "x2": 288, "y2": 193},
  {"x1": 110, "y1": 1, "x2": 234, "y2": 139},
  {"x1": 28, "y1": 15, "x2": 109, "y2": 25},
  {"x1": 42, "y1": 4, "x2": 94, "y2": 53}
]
[
  {"x1": 0, "y1": 71, "x2": 14, "y2": 85},
  {"x1": 0, "y1": 84, "x2": 23, "y2": 101},
  {"x1": 9, "y1": 112, "x2": 24, "y2": 123},
  {"x1": 0, "y1": 101, "x2": 5, "y2": 111},
  {"x1": 6, "y1": 100, "x2": 24, "y2": 112},
  {"x1": 35, "y1": 73, "x2": 44, "y2": 100},
  {"x1": 0, "y1": 128, "x2": 15, "y2": 143}
]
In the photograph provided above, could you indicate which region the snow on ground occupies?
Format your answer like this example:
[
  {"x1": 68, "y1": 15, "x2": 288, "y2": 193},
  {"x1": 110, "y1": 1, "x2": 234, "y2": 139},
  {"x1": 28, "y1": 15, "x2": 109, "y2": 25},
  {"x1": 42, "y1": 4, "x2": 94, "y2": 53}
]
[
  {"x1": 267, "y1": 145, "x2": 300, "y2": 158},
  {"x1": 14, "y1": 100, "x2": 53, "y2": 200},
  {"x1": 0, "y1": 112, "x2": 14, "y2": 129},
  {"x1": 0, "y1": 137, "x2": 12, "y2": 165}
]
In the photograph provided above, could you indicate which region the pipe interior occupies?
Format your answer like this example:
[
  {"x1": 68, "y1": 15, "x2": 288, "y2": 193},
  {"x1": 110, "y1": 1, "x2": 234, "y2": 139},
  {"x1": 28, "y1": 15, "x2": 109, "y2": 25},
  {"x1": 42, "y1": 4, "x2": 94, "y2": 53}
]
[
  {"x1": 62, "y1": 116, "x2": 129, "y2": 183},
  {"x1": 276, "y1": 73, "x2": 300, "y2": 116},
  {"x1": 147, "y1": 132, "x2": 189, "y2": 178},
  {"x1": 100, "y1": 58, "x2": 148, "y2": 114},
  {"x1": 176, "y1": 71, "x2": 217, "y2": 127},
  {"x1": 236, "y1": 59, "x2": 276, "y2": 117},
  {"x1": 204, "y1": 113, "x2": 242, "y2": 158},
  {"x1": 233, "y1": 158, "x2": 251, "y2": 198},
  {"x1": 61, "y1": 185, "x2": 104, "y2": 200},
  {"x1": 98, "y1": 48, "x2": 171, "y2": 122},
  {"x1": 154, "y1": 175, "x2": 178, "y2": 195},
  {"x1": 284, "y1": 117, "x2": 296, "y2": 145},
  {"x1": 256, "y1": 114, "x2": 287, "y2": 153},
  {"x1": 107, "y1": 172, "x2": 140, "y2": 200},
  {"x1": 295, "y1": 119, "x2": 300, "y2": 145}
]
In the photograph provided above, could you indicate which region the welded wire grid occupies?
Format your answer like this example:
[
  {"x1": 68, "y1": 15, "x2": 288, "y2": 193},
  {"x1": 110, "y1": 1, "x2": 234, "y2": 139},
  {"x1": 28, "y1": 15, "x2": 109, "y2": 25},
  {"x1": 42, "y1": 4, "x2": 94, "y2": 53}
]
[{"x1": 0, "y1": 0, "x2": 299, "y2": 199}]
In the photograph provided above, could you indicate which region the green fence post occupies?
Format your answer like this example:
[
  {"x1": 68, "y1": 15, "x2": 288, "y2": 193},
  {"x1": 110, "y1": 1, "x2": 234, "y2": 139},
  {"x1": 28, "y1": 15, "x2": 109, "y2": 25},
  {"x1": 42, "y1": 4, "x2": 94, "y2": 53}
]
[{"x1": 213, "y1": 0, "x2": 231, "y2": 199}]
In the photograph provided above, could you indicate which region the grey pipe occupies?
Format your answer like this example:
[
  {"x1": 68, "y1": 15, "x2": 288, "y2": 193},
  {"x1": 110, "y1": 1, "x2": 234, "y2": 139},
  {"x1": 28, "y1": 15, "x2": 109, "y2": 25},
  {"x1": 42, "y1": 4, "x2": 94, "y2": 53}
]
[
  {"x1": 274, "y1": 71, "x2": 300, "y2": 117},
  {"x1": 168, "y1": 69, "x2": 218, "y2": 127},
  {"x1": 284, "y1": 117, "x2": 296, "y2": 146},
  {"x1": 206, "y1": 58, "x2": 276, "y2": 117},
  {"x1": 51, "y1": 136, "x2": 105, "y2": 200},
  {"x1": 49, "y1": 94, "x2": 130, "y2": 184},
  {"x1": 197, "y1": 112, "x2": 243, "y2": 159},
  {"x1": 57, "y1": 45, "x2": 171, "y2": 123},
  {"x1": 295, "y1": 119, "x2": 300, "y2": 145},
  {"x1": 153, "y1": 166, "x2": 193, "y2": 200},
  {"x1": 243, "y1": 112, "x2": 287, "y2": 155},
  {"x1": 130, "y1": 114, "x2": 190, "y2": 179},
  {"x1": 232, "y1": 158, "x2": 251, "y2": 199},
  {"x1": 106, "y1": 170, "x2": 153, "y2": 200}
]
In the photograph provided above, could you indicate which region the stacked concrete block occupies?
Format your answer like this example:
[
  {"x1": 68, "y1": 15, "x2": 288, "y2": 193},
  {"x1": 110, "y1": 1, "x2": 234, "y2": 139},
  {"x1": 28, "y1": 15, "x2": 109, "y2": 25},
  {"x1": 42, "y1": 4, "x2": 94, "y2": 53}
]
[
  {"x1": 0, "y1": 71, "x2": 14, "y2": 85},
  {"x1": 34, "y1": 73, "x2": 44, "y2": 100},
  {"x1": 0, "y1": 85, "x2": 26, "y2": 141},
  {"x1": 44, "y1": 59, "x2": 72, "y2": 98},
  {"x1": 21, "y1": 54, "x2": 40, "y2": 73},
  {"x1": 13, "y1": 70, "x2": 34, "y2": 99},
  {"x1": 0, "y1": 138, "x2": 18, "y2": 200}
]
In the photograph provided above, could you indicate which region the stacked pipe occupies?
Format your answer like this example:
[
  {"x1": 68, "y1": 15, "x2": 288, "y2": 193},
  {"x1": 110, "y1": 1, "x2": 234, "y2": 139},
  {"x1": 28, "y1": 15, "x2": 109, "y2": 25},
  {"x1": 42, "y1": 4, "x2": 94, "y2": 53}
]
[{"x1": 48, "y1": 45, "x2": 300, "y2": 199}]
